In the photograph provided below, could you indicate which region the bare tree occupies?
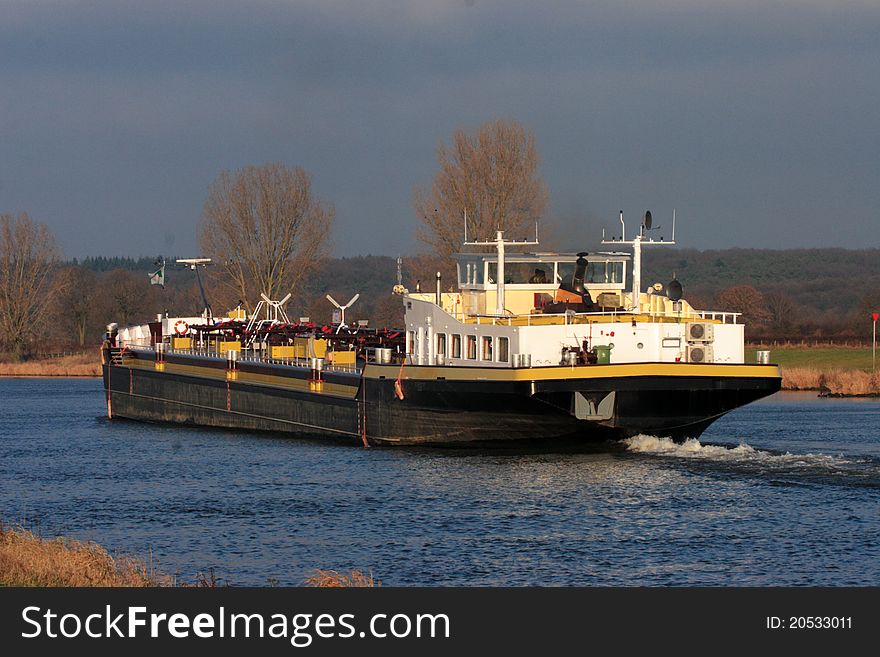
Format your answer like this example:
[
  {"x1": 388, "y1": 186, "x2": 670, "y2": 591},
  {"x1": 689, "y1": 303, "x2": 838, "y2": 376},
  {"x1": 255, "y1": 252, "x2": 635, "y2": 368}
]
[
  {"x1": 413, "y1": 118, "x2": 549, "y2": 262},
  {"x1": 371, "y1": 293, "x2": 404, "y2": 329},
  {"x1": 199, "y1": 163, "x2": 334, "y2": 309},
  {"x1": 403, "y1": 253, "x2": 457, "y2": 294},
  {"x1": 52, "y1": 265, "x2": 99, "y2": 347},
  {"x1": 717, "y1": 285, "x2": 771, "y2": 324},
  {"x1": 84, "y1": 269, "x2": 155, "y2": 326},
  {"x1": 765, "y1": 292, "x2": 797, "y2": 330},
  {"x1": 0, "y1": 212, "x2": 60, "y2": 357}
]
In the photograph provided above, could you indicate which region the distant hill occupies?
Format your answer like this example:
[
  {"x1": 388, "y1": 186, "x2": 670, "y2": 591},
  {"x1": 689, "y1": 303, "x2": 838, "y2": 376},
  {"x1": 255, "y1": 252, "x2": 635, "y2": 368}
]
[
  {"x1": 643, "y1": 248, "x2": 880, "y2": 315},
  {"x1": 72, "y1": 248, "x2": 880, "y2": 339}
]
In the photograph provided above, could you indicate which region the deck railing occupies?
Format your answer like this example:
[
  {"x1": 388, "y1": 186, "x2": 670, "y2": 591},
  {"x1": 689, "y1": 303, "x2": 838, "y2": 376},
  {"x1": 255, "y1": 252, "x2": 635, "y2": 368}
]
[
  {"x1": 123, "y1": 344, "x2": 362, "y2": 373},
  {"x1": 465, "y1": 308, "x2": 741, "y2": 326}
]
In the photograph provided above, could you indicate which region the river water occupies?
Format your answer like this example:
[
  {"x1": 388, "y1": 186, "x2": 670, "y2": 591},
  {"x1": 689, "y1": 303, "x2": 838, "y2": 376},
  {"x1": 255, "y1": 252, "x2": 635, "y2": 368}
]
[{"x1": 1, "y1": 379, "x2": 878, "y2": 586}]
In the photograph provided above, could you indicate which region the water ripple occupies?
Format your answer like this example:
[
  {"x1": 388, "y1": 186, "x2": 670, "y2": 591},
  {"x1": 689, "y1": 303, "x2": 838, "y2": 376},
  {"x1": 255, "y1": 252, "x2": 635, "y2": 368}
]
[{"x1": 2, "y1": 380, "x2": 879, "y2": 586}]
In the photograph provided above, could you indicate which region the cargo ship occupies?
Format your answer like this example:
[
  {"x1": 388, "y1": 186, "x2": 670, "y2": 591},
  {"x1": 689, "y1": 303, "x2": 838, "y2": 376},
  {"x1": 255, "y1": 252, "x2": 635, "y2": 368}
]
[{"x1": 102, "y1": 212, "x2": 781, "y2": 446}]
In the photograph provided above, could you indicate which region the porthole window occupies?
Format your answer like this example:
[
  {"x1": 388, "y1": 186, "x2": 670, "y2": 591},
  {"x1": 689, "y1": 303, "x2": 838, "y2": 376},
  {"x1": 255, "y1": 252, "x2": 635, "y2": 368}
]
[{"x1": 637, "y1": 342, "x2": 644, "y2": 349}]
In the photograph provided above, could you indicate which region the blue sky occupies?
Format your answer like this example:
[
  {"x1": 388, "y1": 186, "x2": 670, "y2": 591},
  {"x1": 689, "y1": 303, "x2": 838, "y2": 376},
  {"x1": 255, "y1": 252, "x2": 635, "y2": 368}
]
[{"x1": 2, "y1": 0, "x2": 878, "y2": 258}]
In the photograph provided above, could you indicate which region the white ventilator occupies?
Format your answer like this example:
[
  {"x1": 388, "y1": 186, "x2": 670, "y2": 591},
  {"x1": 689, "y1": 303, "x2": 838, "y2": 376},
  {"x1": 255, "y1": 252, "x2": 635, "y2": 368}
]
[{"x1": 326, "y1": 293, "x2": 360, "y2": 329}]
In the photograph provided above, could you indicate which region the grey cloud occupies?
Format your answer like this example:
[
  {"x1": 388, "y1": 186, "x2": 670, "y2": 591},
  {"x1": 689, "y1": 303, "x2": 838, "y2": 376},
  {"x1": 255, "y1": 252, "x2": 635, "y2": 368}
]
[{"x1": 1, "y1": 0, "x2": 878, "y2": 257}]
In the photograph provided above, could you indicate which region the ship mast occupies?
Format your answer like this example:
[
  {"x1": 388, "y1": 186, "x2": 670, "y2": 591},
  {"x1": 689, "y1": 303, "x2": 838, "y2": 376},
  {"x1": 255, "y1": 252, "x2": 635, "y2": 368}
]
[
  {"x1": 602, "y1": 210, "x2": 676, "y2": 312},
  {"x1": 465, "y1": 223, "x2": 539, "y2": 316}
]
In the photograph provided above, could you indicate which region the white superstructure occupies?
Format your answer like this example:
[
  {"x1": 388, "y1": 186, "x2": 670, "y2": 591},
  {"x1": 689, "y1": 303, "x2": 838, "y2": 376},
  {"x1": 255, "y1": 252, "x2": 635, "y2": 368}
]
[{"x1": 404, "y1": 213, "x2": 744, "y2": 369}]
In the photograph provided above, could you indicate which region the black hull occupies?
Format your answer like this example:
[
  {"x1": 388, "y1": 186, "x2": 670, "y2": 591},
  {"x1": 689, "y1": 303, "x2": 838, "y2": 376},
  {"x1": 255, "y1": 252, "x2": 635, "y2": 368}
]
[{"x1": 103, "y1": 353, "x2": 781, "y2": 447}]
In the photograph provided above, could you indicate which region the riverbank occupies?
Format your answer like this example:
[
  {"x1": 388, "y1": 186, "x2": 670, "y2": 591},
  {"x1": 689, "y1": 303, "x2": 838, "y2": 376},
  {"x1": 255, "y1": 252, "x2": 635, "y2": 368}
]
[
  {"x1": 2, "y1": 349, "x2": 877, "y2": 393},
  {"x1": 747, "y1": 345, "x2": 874, "y2": 371},
  {"x1": 781, "y1": 367, "x2": 880, "y2": 395},
  {"x1": 0, "y1": 353, "x2": 100, "y2": 377},
  {"x1": 0, "y1": 523, "x2": 162, "y2": 586},
  {"x1": 0, "y1": 523, "x2": 376, "y2": 587},
  {"x1": 746, "y1": 346, "x2": 880, "y2": 394}
]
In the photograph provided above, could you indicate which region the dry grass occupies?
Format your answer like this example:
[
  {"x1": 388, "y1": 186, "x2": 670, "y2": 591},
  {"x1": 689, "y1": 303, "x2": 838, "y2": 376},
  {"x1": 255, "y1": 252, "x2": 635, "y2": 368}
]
[
  {"x1": 781, "y1": 367, "x2": 824, "y2": 390},
  {"x1": 0, "y1": 523, "x2": 164, "y2": 587},
  {"x1": 0, "y1": 352, "x2": 101, "y2": 377},
  {"x1": 819, "y1": 369, "x2": 880, "y2": 396},
  {"x1": 782, "y1": 367, "x2": 880, "y2": 395},
  {"x1": 303, "y1": 569, "x2": 379, "y2": 587},
  {"x1": 0, "y1": 523, "x2": 377, "y2": 588},
  {"x1": 1, "y1": 520, "x2": 387, "y2": 589}
]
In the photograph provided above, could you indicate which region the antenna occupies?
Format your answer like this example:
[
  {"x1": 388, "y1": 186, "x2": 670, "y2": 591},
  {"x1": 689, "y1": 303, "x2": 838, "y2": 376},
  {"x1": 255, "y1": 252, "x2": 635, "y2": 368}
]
[
  {"x1": 602, "y1": 209, "x2": 677, "y2": 312},
  {"x1": 392, "y1": 256, "x2": 408, "y2": 295},
  {"x1": 640, "y1": 209, "x2": 663, "y2": 237},
  {"x1": 176, "y1": 257, "x2": 213, "y2": 322},
  {"x1": 464, "y1": 230, "x2": 539, "y2": 316}
]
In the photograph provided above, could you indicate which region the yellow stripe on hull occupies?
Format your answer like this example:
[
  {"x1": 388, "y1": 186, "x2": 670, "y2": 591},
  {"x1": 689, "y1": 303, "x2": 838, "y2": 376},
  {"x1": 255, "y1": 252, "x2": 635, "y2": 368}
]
[
  {"x1": 364, "y1": 362, "x2": 781, "y2": 382},
  {"x1": 124, "y1": 358, "x2": 359, "y2": 398}
]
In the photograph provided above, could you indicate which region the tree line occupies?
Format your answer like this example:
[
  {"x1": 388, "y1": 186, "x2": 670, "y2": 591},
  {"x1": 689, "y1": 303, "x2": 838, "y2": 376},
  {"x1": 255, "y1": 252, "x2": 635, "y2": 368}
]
[
  {"x1": 643, "y1": 248, "x2": 880, "y2": 340},
  {"x1": 3, "y1": 243, "x2": 876, "y2": 358},
  {"x1": 2, "y1": 118, "x2": 877, "y2": 358}
]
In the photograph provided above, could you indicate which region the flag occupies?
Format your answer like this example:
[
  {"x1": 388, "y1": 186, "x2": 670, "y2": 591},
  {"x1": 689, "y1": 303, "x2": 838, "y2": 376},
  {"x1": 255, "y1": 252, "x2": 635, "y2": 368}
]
[{"x1": 149, "y1": 266, "x2": 164, "y2": 288}]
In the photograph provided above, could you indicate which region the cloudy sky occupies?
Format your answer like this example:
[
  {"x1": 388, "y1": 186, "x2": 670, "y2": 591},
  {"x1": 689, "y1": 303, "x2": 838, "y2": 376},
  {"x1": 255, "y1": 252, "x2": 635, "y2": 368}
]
[{"x1": 2, "y1": 0, "x2": 878, "y2": 258}]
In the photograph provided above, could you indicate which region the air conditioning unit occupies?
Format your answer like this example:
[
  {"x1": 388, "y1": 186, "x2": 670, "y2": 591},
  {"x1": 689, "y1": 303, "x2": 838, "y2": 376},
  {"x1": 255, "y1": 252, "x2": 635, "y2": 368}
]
[
  {"x1": 687, "y1": 344, "x2": 714, "y2": 363},
  {"x1": 686, "y1": 322, "x2": 714, "y2": 342}
]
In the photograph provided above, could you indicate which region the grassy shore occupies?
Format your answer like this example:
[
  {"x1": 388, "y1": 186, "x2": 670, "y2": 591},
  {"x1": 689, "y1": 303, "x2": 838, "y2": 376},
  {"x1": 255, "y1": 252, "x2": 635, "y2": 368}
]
[
  {"x1": 0, "y1": 523, "x2": 375, "y2": 587},
  {"x1": 0, "y1": 524, "x2": 162, "y2": 587},
  {"x1": 779, "y1": 368, "x2": 880, "y2": 395},
  {"x1": 746, "y1": 346, "x2": 875, "y2": 370},
  {"x1": 0, "y1": 352, "x2": 101, "y2": 377},
  {"x1": 747, "y1": 346, "x2": 880, "y2": 394}
]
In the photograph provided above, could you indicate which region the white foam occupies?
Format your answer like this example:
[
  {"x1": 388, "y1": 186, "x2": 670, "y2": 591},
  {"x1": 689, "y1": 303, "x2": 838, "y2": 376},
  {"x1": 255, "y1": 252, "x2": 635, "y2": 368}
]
[{"x1": 622, "y1": 434, "x2": 852, "y2": 468}]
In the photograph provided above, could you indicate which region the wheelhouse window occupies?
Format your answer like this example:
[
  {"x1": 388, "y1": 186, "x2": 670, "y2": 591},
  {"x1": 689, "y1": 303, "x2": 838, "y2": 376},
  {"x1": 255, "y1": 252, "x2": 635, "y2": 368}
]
[
  {"x1": 436, "y1": 333, "x2": 447, "y2": 357},
  {"x1": 497, "y1": 337, "x2": 509, "y2": 363},
  {"x1": 488, "y1": 261, "x2": 555, "y2": 285},
  {"x1": 596, "y1": 261, "x2": 624, "y2": 284},
  {"x1": 407, "y1": 331, "x2": 415, "y2": 355},
  {"x1": 557, "y1": 258, "x2": 626, "y2": 286},
  {"x1": 466, "y1": 335, "x2": 477, "y2": 360},
  {"x1": 481, "y1": 336, "x2": 493, "y2": 361},
  {"x1": 452, "y1": 334, "x2": 462, "y2": 359},
  {"x1": 457, "y1": 257, "x2": 485, "y2": 286}
]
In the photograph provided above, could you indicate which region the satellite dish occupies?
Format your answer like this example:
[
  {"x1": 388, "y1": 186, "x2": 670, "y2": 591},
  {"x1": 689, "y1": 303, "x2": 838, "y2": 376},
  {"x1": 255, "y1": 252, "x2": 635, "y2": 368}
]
[
  {"x1": 643, "y1": 211, "x2": 652, "y2": 230},
  {"x1": 667, "y1": 278, "x2": 683, "y2": 302}
]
